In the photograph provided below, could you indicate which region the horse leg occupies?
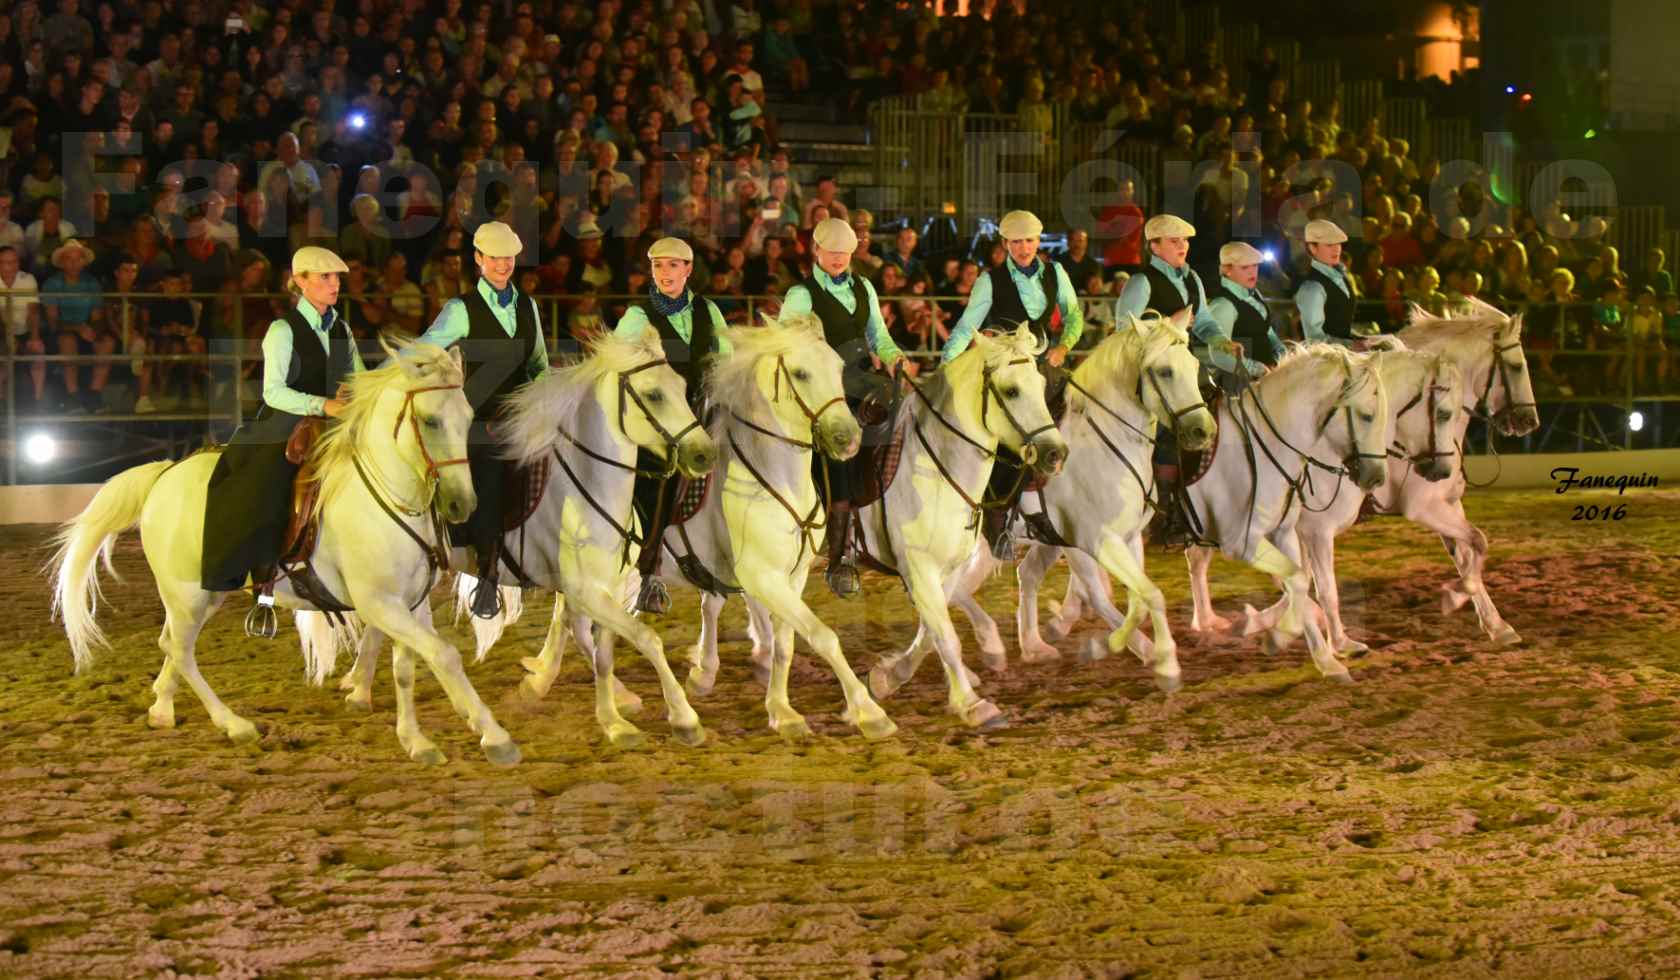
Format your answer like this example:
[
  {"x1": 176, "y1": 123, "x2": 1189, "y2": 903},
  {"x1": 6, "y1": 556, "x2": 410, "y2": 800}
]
[
  {"x1": 746, "y1": 597, "x2": 775, "y2": 689},
  {"x1": 1186, "y1": 545, "x2": 1234, "y2": 633},
  {"x1": 390, "y1": 644, "x2": 446, "y2": 765},
  {"x1": 869, "y1": 620, "x2": 929, "y2": 700},
  {"x1": 361, "y1": 599, "x2": 521, "y2": 765},
  {"x1": 518, "y1": 593, "x2": 570, "y2": 701},
  {"x1": 1250, "y1": 538, "x2": 1349, "y2": 682},
  {"x1": 1097, "y1": 533, "x2": 1181, "y2": 692},
  {"x1": 163, "y1": 588, "x2": 259, "y2": 742},
  {"x1": 761, "y1": 613, "x2": 810, "y2": 740},
  {"x1": 1300, "y1": 527, "x2": 1364, "y2": 653},
  {"x1": 581, "y1": 613, "x2": 643, "y2": 748},
  {"x1": 339, "y1": 625, "x2": 385, "y2": 711},
  {"x1": 1415, "y1": 503, "x2": 1521, "y2": 645},
  {"x1": 582, "y1": 587, "x2": 705, "y2": 746},
  {"x1": 951, "y1": 549, "x2": 1008, "y2": 673},
  {"x1": 1014, "y1": 543, "x2": 1061, "y2": 663},
  {"x1": 148, "y1": 620, "x2": 181, "y2": 729},
  {"x1": 685, "y1": 591, "x2": 726, "y2": 698},
  {"x1": 909, "y1": 561, "x2": 1005, "y2": 730},
  {"x1": 741, "y1": 569, "x2": 895, "y2": 741},
  {"x1": 1064, "y1": 545, "x2": 1152, "y2": 664}
]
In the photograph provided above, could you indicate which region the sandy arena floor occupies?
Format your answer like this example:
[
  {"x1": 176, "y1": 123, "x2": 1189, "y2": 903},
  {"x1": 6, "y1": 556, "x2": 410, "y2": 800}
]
[{"x1": 2, "y1": 486, "x2": 1678, "y2": 977}]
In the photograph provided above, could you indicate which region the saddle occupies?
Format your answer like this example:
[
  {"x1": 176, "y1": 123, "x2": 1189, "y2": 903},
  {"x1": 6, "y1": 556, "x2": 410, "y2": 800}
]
[
  {"x1": 272, "y1": 418, "x2": 354, "y2": 617},
  {"x1": 502, "y1": 457, "x2": 550, "y2": 533},
  {"x1": 670, "y1": 472, "x2": 713, "y2": 526},
  {"x1": 848, "y1": 408, "x2": 911, "y2": 508},
  {"x1": 1178, "y1": 392, "x2": 1225, "y2": 489}
]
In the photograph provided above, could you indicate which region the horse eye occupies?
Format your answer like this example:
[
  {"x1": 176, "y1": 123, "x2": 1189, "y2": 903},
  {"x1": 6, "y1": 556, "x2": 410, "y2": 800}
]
[
  {"x1": 644, "y1": 389, "x2": 664, "y2": 404},
  {"x1": 1156, "y1": 367, "x2": 1171, "y2": 378},
  {"x1": 1002, "y1": 386, "x2": 1020, "y2": 399},
  {"x1": 1436, "y1": 410, "x2": 1453, "y2": 424},
  {"x1": 423, "y1": 416, "x2": 441, "y2": 430},
  {"x1": 792, "y1": 368, "x2": 810, "y2": 382},
  {"x1": 1360, "y1": 412, "x2": 1375, "y2": 424}
]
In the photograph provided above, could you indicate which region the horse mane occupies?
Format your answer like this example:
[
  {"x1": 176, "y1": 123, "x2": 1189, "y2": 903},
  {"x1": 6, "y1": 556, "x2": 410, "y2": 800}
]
[
  {"x1": 704, "y1": 310, "x2": 835, "y2": 423},
  {"x1": 1069, "y1": 312, "x2": 1187, "y2": 411},
  {"x1": 309, "y1": 337, "x2": 463, "y2": 518},
  {"x1": 1399, "y1": 300, "x2": 1516, "y2": 346},
  {"x1": 500, "y1": 328, "x2": 668, "y2": 464},
  {"x1": 1269, "y1": 342, "x2": 1376, "y2": 404}
]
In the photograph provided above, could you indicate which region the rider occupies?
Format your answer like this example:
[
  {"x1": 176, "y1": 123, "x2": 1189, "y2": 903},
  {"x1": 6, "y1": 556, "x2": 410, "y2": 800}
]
[
  {"x1": 418, "y1": 221, "x2": 549, "y2": 619},
  {"x1": 1113, "y1": 212, "x2": 1220, "y2": 546},
  {"x1": 611, "y1": 236, "x2": 731, "y2": 615},
  {"x1": 1294, "y1": 219, "x2": 1359, "y2": 346},
  {"x1": 940, "y1": 209, "x2": 1083, "y2": 559},
  {"x1": 778, "y1": 216, "x2": 905, "y2": 598},
  {"x1": 1202, "y1": 241, "x2": 1286, "y2": 391},
  {"x1": 202, "y1": 246, "x2": 364, "y2": 612}
]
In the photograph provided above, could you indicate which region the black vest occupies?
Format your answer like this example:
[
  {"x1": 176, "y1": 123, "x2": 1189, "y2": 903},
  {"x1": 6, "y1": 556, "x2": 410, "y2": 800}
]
[
  {"x1": 1205, "y1": 281, "x2": 1282, "y2": 367},
  {"x1": 644, "y1": 293, "x2": 718, "y2": 409},
  {"x1": 802, "y1": 274, "x2": 872, "y2": 371},
  {"x1": 1140, "y1": 262, "x2": 1205, "y2": 319},
  {"x1": 250, "y1": 307, "x2": 351, "y2": 434},
  {"x1": 458, "y1": 285, "x2": 539, "y2": 415},
  {"x1": 985, "y1": 263, "x2": 1060, "y2": 345},
  {"x1": 1298, "y1": 266, "x2": 1356, "y2": 341}
]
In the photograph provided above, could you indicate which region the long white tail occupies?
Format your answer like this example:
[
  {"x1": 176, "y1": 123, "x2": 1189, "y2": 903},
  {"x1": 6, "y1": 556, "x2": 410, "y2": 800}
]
[
  {"x1": 51, "y1": 460, "x2": 174, "y2": 673},
  {"x1": 295, "y1": 611, "x2": 362, "y2": 685},
  {"x1": 452, "y1": 573, "x2": 523, "y2": 662}
]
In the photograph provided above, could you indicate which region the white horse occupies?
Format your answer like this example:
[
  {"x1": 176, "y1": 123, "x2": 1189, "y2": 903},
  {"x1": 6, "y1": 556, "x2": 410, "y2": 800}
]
[
  {"x1": 937, "y1": 310, "x2": 1217, "y2": 692},
  {"x1": 1185, "y1": 338, "x2": 1467, "y2": 644},
  {"x1": 1026, "y1": 343, "x2": 1393, "y2": 682},
  {"x1": 51, "y1": 340, "x2": 525, "y2": 765},
  {"x1": 509, "y1": 313, "x2": 898, "y2": 740},
  {"x1": 1193, "y1": 303, "x2": 1540, "y2": 649},
  {"x1": 859, "y1": 326, "x2": 1069, "y2": 729},
  {"x1": 331, "y1": 330, "x2": 719, "y2": 748}
]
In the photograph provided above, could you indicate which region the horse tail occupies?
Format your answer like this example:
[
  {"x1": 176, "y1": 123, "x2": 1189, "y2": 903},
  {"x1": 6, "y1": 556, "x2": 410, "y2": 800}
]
[
  {"x1": 453, "y1": 573, "x2": 522, "y2": 661},
  {"x1": 51, "y1": 460, "x2": 174, "y2": 673},
  {"x1": 294, "y1": 611, "x2": 361, "y2": 686}
]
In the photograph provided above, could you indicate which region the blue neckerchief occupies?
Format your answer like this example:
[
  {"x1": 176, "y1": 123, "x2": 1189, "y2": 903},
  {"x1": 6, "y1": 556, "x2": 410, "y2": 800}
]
[
  {"x1": 492, "y1": 282, "x2": 515, "y2": 307},
  {"x1": 1151, "y1": 254, "x2": 1188, "y2": 281},
  {"x1": 827, "y1": 269, "x2": 851, "y2": 287},
  {"x1": 1012, "y1": 258, "x2": 1041, "y2": 279},
  {"x1": 649, "y1": 285, "x2": 691, "y2": 317}
]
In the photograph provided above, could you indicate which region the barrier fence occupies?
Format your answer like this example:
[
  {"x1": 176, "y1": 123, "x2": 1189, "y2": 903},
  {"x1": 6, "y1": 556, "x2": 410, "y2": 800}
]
[{"x1": 4, "y1": 289, "x2": 1677, "y2": 484}]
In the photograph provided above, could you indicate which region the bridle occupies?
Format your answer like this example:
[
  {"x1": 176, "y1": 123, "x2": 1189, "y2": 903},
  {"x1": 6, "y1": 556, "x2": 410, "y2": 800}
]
[
  {"x1": 732, "y1": 353, "x2": 851, "y2": 453},
  {"x1": 906, "y1": 355, "x2": 1058, "y2": 519},
  {"x1": 1460, "y1": 334, "x2": 1533, "y2": 489},
  {"x1": 1065, "y1": 340, "x2": 1207, "y2": 510},
  {"x1": 614, "y1": 358, "x2": 705, "y2": 478},
  {"x1": 1390, "y1": 372, "x2": 1456, "y2": 470},
  {"x1": 1239, "y1": 360, "x2": 1386, "y2": 516}
]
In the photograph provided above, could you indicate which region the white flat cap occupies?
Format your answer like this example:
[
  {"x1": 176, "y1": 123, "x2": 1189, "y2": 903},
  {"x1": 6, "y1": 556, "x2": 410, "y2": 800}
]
[
  {"x1": 473, "y1": 221, "x2": 523, "y2": 257},
  {"x1": 998, "y1": 209, "x2": 1043, "y2": 240},
  {"x1": 1143, "y1": 214, "x2": 1196, "y2": 240},
  {"x1": 813, "y1": 216, "x2": 858, "y2": 253},
  {"x1": 1218, "y1": 241, "x2": 1265, "y2": 266},
  {"x1": 1304, "y1": 219, "x2": 1348, "y2": 244},
  {"x1": 647, "y1": 237, "x2": 694, "y2": 261},
  {"x1": 291, "y1": 245, "x2": 349, "y2": 276}
]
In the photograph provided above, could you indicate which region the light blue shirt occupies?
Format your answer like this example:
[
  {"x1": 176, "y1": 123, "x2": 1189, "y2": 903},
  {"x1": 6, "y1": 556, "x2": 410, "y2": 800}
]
[
  {"x1": 1295, "y1": 259, "x2": 1355, "y2": 346},
  {"x1": 943, "y1": 260, "x2": 1084, "y2": 363},
  {"x1": 614, "y1": 291, "x2": 734, "y2": 355},
  {"x1": 779, "y1": 268, "x2": 903, "y2": 363},
  {"x1": 262, "y1": 297, "x2": 367, "y2": 417},
  {"x1": 1205, "y1": 276, "x2": 1286, "y2": 377},
  {"x1": 1115, "y1": 255, "x2": 1220, "y2": 339},
  {"x1": 419, "y1": 277, "x2": 550, "y2": 382}
]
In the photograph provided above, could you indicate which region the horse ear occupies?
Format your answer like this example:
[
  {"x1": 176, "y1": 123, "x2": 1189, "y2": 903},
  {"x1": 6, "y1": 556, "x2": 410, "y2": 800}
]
[
  {"x1": 1406, "y1": 302, "x2": 1432, "y2": 326},
  {"x1": 1509, "y1": 311, "x2": 1525, "y2": 338},
  {"x1": 1171, "y1": 307, "x2": 1192, "y2": 328},
  {"x1": 449, "y1": 344, "x2": 464, "y2": 374},
  {"x1": 379, "y1": 333, "x2": 417, "y2": 375}
]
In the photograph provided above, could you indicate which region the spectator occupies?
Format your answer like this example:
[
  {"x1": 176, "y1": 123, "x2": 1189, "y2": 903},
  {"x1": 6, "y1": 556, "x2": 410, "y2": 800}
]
[
  {"x1": 1097, "y1": 178, "x2": 1145, "y2": 271},
  {"x1": 882, "y1": 226, "x2": 924, "y2": 283},
  {"x1": 339, "y1": 194, "x2": 393, "y2": 271},
  {"x1": 1661, "y1": 293, "x2": 1680, "y2": 389},
  {"x1": 362, "y1": 253, "x2": 425, "y2": 334},
  {"x1": 802, "y1": 176, "x2": 848, "y2": 228},
  {"x1": 1380, "y1": 212, "x2": 1426, "y2": 269},
  {"x1": 1627, "y1": 285, "x2": 1663, "y2": 393},
  {"x1": 39, "y1": 239, "x2": 110, "y2": 412},
  {"x1": 1633, "y1": 247, "x2": 1673, "y2": 299},
  {"x1": 1059, "y1": 230, "x2": 1103, "y2": 295},
  {"x1": 1591, "y1": 277, "x2": 1626, "y2": 391},
  {"x1": 0, "y1": 193, "x2": 24, "y2": 255},
  {"x1": 761, "y1": 18, "x2": 808, "y2": 95},
  {"x1": 1, "y1": 245, "x2": 44, "y2": 406},
  {"x1": 23, "y1": 197, "x2": 79, "y2": 277},
  {"x1": 136, "y1": 266, "x2": 201, "y2": 412},
  {"x1": 423, "y1": 250, "x2": 473, "y2": 319}
]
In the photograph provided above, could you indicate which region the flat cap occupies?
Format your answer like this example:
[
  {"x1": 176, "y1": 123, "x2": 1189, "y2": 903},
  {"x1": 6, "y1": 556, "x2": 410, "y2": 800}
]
[{"x1": 1144, "y1": 213, "x2": 1196, "y2": 239}]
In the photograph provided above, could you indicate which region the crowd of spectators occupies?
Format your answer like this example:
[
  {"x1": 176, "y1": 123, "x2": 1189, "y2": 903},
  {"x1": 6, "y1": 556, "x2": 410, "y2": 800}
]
[{"x1": 0, "y1": 0, "x2": 1672, "y2": 415}]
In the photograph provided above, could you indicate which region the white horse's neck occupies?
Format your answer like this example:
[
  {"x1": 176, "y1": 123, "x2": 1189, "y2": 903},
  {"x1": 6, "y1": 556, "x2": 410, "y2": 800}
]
[
  {"x1": 912, "y1": 373, "x2": 999, "y2": 498},
  {"x1": 359, "y1": 388, "x2": 433, "y2": 514},
  {"x1": 1249, "y1": 360, "x2": 1342, "y2": 468},
  {"x1": 729, "y1": 363, "x2": 813, "y2": 496}
]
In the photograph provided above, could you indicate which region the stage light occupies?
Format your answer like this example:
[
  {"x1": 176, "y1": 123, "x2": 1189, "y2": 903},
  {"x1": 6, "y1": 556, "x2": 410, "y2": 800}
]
[
  {"x1": 24, "y1": 432, "x2": 57, "y2": 465},
  {"x1": 1584, "y1": 129, "x2": 1597, "y2": 139},
  {"x1": 349, "y1": 112, "x2": 367, "y2": 130},
  {"x1": 1261, "y1": 249, "x2": 1276, "y2": 263},
  {"x1": 1519, "y1": 93, "x2": 1533, "y2": 103},
  {"x1": 1628, "y1": 411, "x2": 1645, "y2": 432},
  {"x1": 1505, "y1": 85, "x2": 1516, "y2": 95}
]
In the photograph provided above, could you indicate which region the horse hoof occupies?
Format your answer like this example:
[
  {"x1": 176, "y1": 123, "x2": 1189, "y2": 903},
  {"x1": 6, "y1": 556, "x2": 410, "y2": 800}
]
[
  {"x1": 614, "y1": 692, "x2": 645, "y2": 718},
  {"x1": 773, "y1": 718, "x2": 812, "y2": 742},
  {"x1": 1492, "y1": 625, "x2": 1523, "y2": 647},
  {"x1": 857, "y1": 713, "x2": 898, "y2": 740},
  {"x1": 482, "y1": 740, "x2": 523, "y2": 767},
  {"x1": 1154, "y1": 671, "x2": 1183, "y2": 694},
  {"x1": 1337, "y1": 638, "x2": 1370, "y2": 655},
  {"x1": 606, "y1": 727, "x2": 646, "y2": 750},
  {"x1": 1019, "y1": 641, "x2": 1061, "y2": 664},
  {"x1": 147, "y1": 709, "x2": 175, "y2": 730},
  {"x1": 964, "y1": 700, "x2": 1008, "y2": 731},
  {"x1": 1078, "y1": 637, "x2": 1106, "y2": 664},
  {"x1": 979, "y1": 648, "x2": 1009, "y2": 673},
  {"x1": 1324, "y1": 669, "x2": 1356, "y2": 685},
  {"x1": 227, "y1": 720, "x2": 260, "y2": 745},
  {"x1": 411, "y1": 746, "x2": 448, "y2": 766},
  {"x1": 344, "y1": 692, "x2": 373, "y2": 712},
  {"x1": 684, "y1": 671, "x2": 715, "y2": 700},
  {"x1": 671, "y1": 722, "x2": 707, "y2": 748},
  {"x1": 516, "y1": 678, "x2": 550, "y2": 703},
  {"x1": 869, "y1": 667, "x2": 900, "y2": 701},
  {"x1": 336, "y1": 673, "x2": 358, "y2": 691}
]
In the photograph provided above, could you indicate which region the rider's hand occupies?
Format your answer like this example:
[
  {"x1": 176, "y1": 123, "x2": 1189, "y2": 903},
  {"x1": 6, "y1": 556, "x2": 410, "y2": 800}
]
[
  {"x1": 322, "y1": 398, "x2": 347, "y2": 418},
  {"x1": 1045, "y1": 345, "x2": 1068, "y2": 368}
]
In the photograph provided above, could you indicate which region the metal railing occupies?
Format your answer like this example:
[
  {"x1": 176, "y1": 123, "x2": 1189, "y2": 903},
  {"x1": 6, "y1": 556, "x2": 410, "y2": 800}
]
[{"x1": 5, "y1": 289, "x2": 1677, "y2": 484}]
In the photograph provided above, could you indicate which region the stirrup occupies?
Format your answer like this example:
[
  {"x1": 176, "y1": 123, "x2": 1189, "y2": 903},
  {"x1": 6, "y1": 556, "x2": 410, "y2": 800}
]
[
  {"x1": 826, "y1": 556, "x2": 861, "y2": 599},
  {"x1": 470, "y1": 577, "x2": 503, "y2": 619},
  {"x1": 244, "y1": 591, "x2": 278, "y2": 639},
  {"x1": 635, "y1": 575, "x2": 671, "y2": 615}
]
